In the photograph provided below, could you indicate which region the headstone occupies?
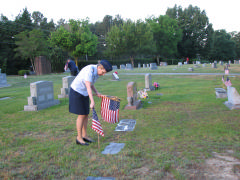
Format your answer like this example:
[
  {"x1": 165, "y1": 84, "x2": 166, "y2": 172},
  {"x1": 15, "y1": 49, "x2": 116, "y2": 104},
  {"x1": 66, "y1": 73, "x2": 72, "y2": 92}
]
[
  {"x1": 120, "y1": 64, "x2": 125, "y2": 69},
  {"x1": 178, "y1": 62, "x2": 182, "y2": 66},
  {"x1": 202, "y1": 63, "x2": 207, "y2": 67},
  {"x1": 224, "y1": 86, "x2": 240, "y2": 110},
  {"x1": 160, "y1": 62, "x2": 167, "y2": 66},
  {"x1": 101, "y1": 143, "x2": 125, "y2": 155},
  {"x1": 124, "y1": 82, "x2": 141, "y2": 110},
  {"x1": 125, "y1": 63, "x2": 133, "y2": 70},
  {"x1": 193, "y1": 64, "x2": 199, "y2": 68},
  {"x1": 214, "y1": 60, "x2": 218, "y2": 64},
  {"x1": 147, "y1": 64, "x2": 149, "y2": 68},
  {"x1": 24, "y1": 81, "x2": 60, "y2": 111},
  {"x1": 143, "y1": 64, "x2": 146, "y2": 68},
  {"x1": 188, "y1": 68, "x2": 194, "y2": 71},
  {"x1": 215, "y1": 88, "x2": 227, "y2": 98},
  {"x1": 112, "y1": 72, "x2": 120, "y2": 81},
  {"x1": 150, "y1": 63, "x2": 158, "y2": 70},
  {"x1": 229, "y1": 60, "x2": 231, "y2": 64},
  {"x1": 184, "y1": 62, "x2": 187, "y2": 65},
  {"x1": 138, "y1": 63, "x2": 141, "y2": 68},
  {"x1": 0, "y1": 72, "x2": 10, "y2": 88},
  {"x1": 145, "y1": 73, "x2": 154, "y2": 91},
  {"x1": 219, "y1": 61, "x2": 223, "y2": 65},
  {"x1": 58, "y1": 76, "x2": 75, "y2": 98},
  {"x1": 115, "y1": 119, "x2": 136, "y2": 131},
  {"x1": 212, "y1": 63, "x2": 217, "y2": 68},
  {"x1": 112, "y1": 65, "x2": 117, "y2": 70}
]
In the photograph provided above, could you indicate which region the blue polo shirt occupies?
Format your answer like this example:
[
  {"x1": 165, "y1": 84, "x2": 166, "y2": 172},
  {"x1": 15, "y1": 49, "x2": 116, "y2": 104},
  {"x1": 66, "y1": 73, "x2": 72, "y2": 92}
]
[{"x1": 71, "y1": 65, "x2": 99, "y2": 96}]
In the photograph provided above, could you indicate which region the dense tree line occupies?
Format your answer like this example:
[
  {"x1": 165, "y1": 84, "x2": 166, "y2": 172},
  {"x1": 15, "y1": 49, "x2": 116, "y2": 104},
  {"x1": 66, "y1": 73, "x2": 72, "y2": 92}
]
[{"x1": 0, "y1": 5, "x2": 239, "y2": 74}]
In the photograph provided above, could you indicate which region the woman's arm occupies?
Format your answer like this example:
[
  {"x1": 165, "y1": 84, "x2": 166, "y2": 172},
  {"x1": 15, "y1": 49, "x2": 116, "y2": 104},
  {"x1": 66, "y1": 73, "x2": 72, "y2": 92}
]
[
  {"x1": 91, "y1": 84, "x2": 101, "y2": 97},
  {"x1": 85, "y1": 81, "x2": 95, "y2": 109}
]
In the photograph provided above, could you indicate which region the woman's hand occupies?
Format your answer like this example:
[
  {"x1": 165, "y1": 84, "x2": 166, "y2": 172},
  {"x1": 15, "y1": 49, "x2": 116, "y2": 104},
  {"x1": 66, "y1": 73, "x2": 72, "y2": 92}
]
[
  {"x1": 90, "y1": 101, "x2": 95, "y2": 109},
  {"x1": 96, "y1": 92, "x2": 102, "y2": 97}
]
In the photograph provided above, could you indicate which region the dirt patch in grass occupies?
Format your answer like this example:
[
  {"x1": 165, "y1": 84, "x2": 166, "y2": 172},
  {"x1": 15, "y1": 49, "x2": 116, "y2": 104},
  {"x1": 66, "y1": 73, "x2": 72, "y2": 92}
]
[{"x1": 204, "y1": 151, "x2": 240, "y2": 180}]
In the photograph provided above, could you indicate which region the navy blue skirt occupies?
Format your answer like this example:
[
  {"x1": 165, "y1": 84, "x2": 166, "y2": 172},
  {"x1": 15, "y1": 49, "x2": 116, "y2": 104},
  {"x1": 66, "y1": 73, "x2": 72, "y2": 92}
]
[{"x1": 69, "y1": 88, "x2": 89, "y2": 115}]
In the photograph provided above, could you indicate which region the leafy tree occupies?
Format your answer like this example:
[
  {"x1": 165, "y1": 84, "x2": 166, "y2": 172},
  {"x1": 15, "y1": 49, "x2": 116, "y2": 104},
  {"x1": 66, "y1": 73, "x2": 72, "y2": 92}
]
[
  {"x1": 166, "y1": 5, "x2": 209, "y2": 58},
  {"x1": 105, "y1": 20, "x2": 155, "y2": 65},
  {"x1": 210, "y1": 30, "x2": 236, "y2": 60},
  {"x1": 202, "y1": 23, "x2": 215, "y2": 60},
  {"x1": 231, "y1": 31, "x2": 240, "y2": 59},
  {"x1": 14, "y1": 29, "x2": 48, "y2": 72},
  {"x1": 15, "y1": 8, "x2": 33, "y2": 32},
  {"x1": 32, "y1": 11, "x2": 55, "y2": 37},
  {"x1": 49, "y1": 19, "x2": 98, "y2": 63},
  {"x1": 0, "y1": 15, "x2": 16, "y2": 73},
  {"x1": 147, "y1": 15, "x2": 182, "y2": 63},
  {"x1": 32, "y1": 11, "x2": 44, "y2": 26}
]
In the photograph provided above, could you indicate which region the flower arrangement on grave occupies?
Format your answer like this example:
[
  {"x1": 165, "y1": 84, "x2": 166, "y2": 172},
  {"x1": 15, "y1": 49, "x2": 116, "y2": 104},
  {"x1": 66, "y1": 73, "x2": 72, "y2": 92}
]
[
  {"x1": 153, "y1": 82, "x2": 159, "y2": 90},
  {"x1": 114, "y1": 71, "x2": 118, "y2": 74},
  {"x1": 137, "y1": 89, "x2": 148, "y2": 99}
]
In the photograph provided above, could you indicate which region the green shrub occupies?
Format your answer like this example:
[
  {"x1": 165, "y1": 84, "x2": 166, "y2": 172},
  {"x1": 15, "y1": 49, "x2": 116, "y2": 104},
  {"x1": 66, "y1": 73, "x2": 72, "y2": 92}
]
[{"x1": 18, "y1": 70, "x2": 30, "y2": 76}]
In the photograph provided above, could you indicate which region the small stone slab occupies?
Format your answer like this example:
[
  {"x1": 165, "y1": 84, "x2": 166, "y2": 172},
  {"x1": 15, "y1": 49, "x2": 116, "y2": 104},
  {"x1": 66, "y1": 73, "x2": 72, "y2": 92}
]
[
  {"x1": 115, "y1": 119, "x2": 136, "y2": 132},
  {"x1": 86, "y1": 177, "x2": 115, "y2": 180},
  {"x1": 215, "y1": 88, "x2": 227, "y2": 98},
  {"x1": 224, "y1": 101, "x2": 240, "y2": 110},
  {"x1": 0, "y1": 97, "x2": 11, "y2": 100},
  {"x1": 156, "y1": 93, "x2": 163, "y2": 96},
  {"x1": 101, "y1": 143, "x2": 125, "y2": 155}
]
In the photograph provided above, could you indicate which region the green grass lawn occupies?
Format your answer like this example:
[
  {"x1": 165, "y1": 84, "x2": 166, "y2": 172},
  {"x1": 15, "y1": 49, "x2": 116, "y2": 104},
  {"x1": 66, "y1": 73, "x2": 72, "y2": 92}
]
[
  {"x1": 116, "y1": 63, "x2": 240, "y2": 74},
  {"x1": 1, "y1": 65, "x2": 240, "y2": 179}
]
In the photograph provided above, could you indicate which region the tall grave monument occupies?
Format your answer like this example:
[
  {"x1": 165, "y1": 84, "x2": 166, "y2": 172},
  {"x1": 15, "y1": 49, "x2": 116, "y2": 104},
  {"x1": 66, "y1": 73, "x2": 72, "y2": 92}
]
[
  {"x1": 24, "y1": 81, "x2": 60, "y2": 111},
  {"x1": 224, "y1": 86, "x2": 240, "y2": 110},
  {"x1": 145, "y1": 73, "x2": 154, "y2": 91},
  {"x1": 58, "y1": 76, "x2": 75, "y2": 98},
  {"x1": 124, "y1": 82, "x2": 141, "y2": 110}
]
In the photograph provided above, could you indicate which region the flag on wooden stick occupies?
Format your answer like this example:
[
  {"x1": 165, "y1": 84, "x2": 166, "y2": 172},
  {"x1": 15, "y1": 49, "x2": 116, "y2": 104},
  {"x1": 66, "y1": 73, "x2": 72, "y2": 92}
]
[
  {"x1": 225, "y1": 77, "x2": 232, "y2": 87},
  {"x1": 101, "y1": 95, "x2": 120, "y2": 124},
  {"x1": 91, "y1": 108, "x2": 104, "y2": 137}
]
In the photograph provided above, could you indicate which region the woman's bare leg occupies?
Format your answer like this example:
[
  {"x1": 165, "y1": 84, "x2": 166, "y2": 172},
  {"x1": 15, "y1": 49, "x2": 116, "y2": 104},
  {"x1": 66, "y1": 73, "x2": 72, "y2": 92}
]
[
  {"x1": 76, "y1": 115, "x2": 87, "y2": 143},
  {"x1": 82, "y1": 115, "x2": 90, "y2": 139}
]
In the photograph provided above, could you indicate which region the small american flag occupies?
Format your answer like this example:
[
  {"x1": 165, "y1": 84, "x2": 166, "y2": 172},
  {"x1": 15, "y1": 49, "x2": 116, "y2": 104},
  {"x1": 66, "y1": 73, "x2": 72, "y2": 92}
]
[
  {"x1": 101, "y1": 96, "x2": 120, "y2": 124},
  {"x1": 225, "y1": 77, "x2": 232, "y2": 87},
  {"x1": 91, "y1": 108, "x2": 104, "y2": 137}
]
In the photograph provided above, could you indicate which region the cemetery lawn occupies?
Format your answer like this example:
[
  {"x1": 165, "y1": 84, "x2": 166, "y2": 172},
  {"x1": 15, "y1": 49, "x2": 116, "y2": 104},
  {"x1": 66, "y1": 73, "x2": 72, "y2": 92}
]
[
  {"x1": 1, "y1": 69, "x2": 240, "y2": 179},
  {"x1": 117, "y1": 63, "x2": 240, "y2": 74}
]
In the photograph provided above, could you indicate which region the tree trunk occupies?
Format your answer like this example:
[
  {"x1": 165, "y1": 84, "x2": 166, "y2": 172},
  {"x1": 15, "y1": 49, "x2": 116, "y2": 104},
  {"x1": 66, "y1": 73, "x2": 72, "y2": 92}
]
[
  {"x1": 30, "y1": 58, "x2": 36, "y2": 73},
  {"x1": 157, "y1": 55, "x2": 160, "y2": 65},
  {"x1": 130, "y1": 56, "x2": 134, "y2": 67}
]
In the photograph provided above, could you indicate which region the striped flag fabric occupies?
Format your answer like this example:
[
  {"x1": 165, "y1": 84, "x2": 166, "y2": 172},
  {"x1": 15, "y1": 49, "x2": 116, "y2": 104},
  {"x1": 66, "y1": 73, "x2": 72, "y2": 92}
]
[
  {"x1": 101, "y1": 96, "x2": 120, "y2": 124},
  {"x1": 91, "y1": 108, "x2": 104, "y2": 137},
  {"x1": 225, "y1": 77, "x2": 232, "y2": 87}
]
